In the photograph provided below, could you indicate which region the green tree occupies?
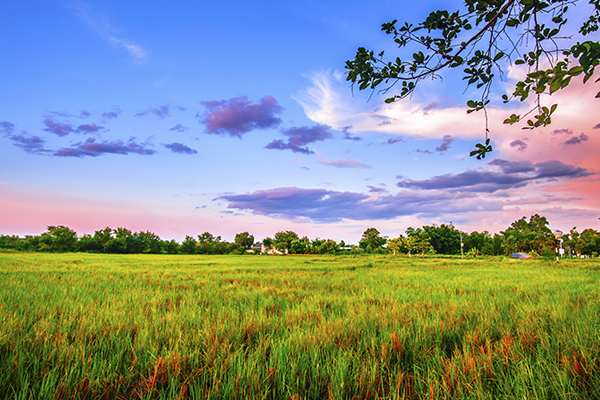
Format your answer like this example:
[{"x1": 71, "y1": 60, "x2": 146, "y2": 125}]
[
  {"x1": 77, "y1": 234, "x2": 102, "y2": 253},
  {"x1": 346, "y1": 0, "x2": 600, "y2": 158},
  {"x1": 290, "y1": 237, "x2": 311, "y2": 254},
  {"x1": 579, "y1": 228, "x2": 600, "y2": 255},
  {"x1": 274, "y1": 231, "x2": 299, "y2": 253},
  {"x1": 234, "y1": 232, "x2": 255, "y2": 249},
  {"x1": 501, "y1": 214, "x2": 553, "y2": 254},
  {"x1": 406, "y1": 227, "x2": 434, "y2": 258},
  {"x1": 359, "y1": 228, "x2": 387, "y2": 251},
  {"x1": 41, "y1": 226, "x2": 78, "y2": 252},
  {"x1": 424, "y1": 223, "x2": 461, "y2": 254},
  {"x1": 386, "y1": 236, "x2": 405, "y2": 255},
  {"x1": 197, "y1": 232, "x2": 222, "y2": 254},
  {"x1": 180, "y1": 235, "x2": 198, "y2": 254}
]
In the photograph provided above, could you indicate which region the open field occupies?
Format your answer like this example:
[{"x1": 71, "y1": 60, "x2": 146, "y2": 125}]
[{"x1": 1, "y1": 253, "x2": 599, "y2": 399}]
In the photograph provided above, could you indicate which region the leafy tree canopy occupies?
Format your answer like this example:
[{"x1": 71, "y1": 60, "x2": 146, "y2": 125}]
[
  {"x1": 234, "y1": 232, "x2": 255, "y2": 249},
  {"x1": 359, "y1": 227, "x2": 387, "y2": 250},
  {"x1": 346, "y1": 0, "x2": 600, "y2": 159}
]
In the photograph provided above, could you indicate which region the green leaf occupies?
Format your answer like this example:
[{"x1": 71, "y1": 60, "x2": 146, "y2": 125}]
[
  {"x1": 515, "y1": 59, "x2": 525, "y2": 65},
  {"x1": 568, "y1": 66, "x2": 584, "y2": 76},
  {"x1": 550, "y1": 79, "x2": 562, "y2": 94},
  {"x1": 467, "y1": 100, "x2": 477, "y2": 108}
]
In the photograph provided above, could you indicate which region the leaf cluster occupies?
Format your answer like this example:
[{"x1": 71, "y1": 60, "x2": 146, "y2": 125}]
[{"x1": 346, "y1": 0, "x2": 600, "y2": 158}]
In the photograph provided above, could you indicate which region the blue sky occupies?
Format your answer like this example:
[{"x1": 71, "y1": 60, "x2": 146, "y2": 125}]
[{"x1": 1, "y1": 0, "x2": 599, "y2": 243}]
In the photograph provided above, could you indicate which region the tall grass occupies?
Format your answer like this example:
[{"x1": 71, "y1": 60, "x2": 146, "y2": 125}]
[{"x1": 0, "y1": 253, "x2": 599, "y2": 399}]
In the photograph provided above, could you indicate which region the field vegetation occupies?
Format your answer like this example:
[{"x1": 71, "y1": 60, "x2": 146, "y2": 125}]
[{"x1": 1, "y1": 253, "x2": 599, "y2": 399}]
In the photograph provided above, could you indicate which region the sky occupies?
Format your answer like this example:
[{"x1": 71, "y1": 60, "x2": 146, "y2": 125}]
[{"x1": 1, "y1": 0, "x2": 599, "y2": 244}]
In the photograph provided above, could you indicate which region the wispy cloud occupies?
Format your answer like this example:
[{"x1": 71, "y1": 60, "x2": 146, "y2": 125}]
[
  {"x1": 510, "y1": 139, "x2": 528, "y2": 151},
  {"x1": 341, "y1": 126, "x2": 361, "y2": 141},
  {"x1": 265, "y1": 125, "x2": 333, "y2": 154},
  {"x1": 169, "y1": 124, "x2": 189, "y2": 133},
  {"x1": 163, "y1": 142, "x2": 197, "y2": 154},
  {"x1": 435, "y1": 135, "x2": 454, "y2": 153},
  {"x1": 552, "y1": 128, "x2": 573, "y2": 135},
  {"x1": 0, "y1": 121, "x2": 15, "y2": 135},
  {"x1": 384, "y1": 136, "x2": 404, "y2": 145},
  {"x1": 135, "y1": 105, "x2": 170, "y2": 119},
  {"x1": 10, "y1": 133, "x2": 51, "y2": 154},
  {"x1": 397, "y1": 159, "x2": 593, "y2": 193},
  {"x1": 76, "y1": 123, "x2": 103, "y2": 134},
  {"x1": 563, "y1": 133, "x2": 589, "y2": 146},
  {"x1": 72, "y1": 2, "x2": 147, "y2": 63},
  {"x1": 43, "y1": 118, "x2": 73, "y2": 137},
  {"x1": 318, "y1": 155, "x2": 372, "y2": 169},
  {"x1": 55, "y1": 137, "x2": 155, "y2": 157},
  {"x1": 199, "y1": 96, "x2": 283, "y2": 138},
  {"x1": 102, "y1": 109, "x2": 121, "y2": 120}
]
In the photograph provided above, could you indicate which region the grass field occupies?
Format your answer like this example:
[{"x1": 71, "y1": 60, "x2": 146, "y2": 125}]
[{"x1": 0, "y1": 253, "x2": 599, "y2": 399}]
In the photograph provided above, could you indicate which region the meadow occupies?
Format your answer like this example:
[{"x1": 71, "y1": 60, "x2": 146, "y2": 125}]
[{"x1": 0, "y1": 253, "x2": 599, "y2": 399}]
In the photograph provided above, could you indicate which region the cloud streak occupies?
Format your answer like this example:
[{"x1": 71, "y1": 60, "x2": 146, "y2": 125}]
[
  {"x1": 135, "y1": 105, "x2": 170, "y2": 119},
  {"x1": 318, "y1": 157, "x2": 373, "y2": 169},
  {"x1": 397, "y1": 159, "x2": 593, "y2": 193},
  {"x1": 163, "y1": 142, "x2": 197, "y2": 154},
  {"x1": 10, "y1": 134, "x2": 51, "y2": 154},
  {"x1": 55, "y1": 137, "x2": 155, "y2": 157},
  {"x1": 73, "y1": 2, "x2": 146, "y2": 63},
  {"x1": 76, "y1": 123, "x2": 103, "y2": 134},
  {"x1": 217, "y1": 187, "x2": 497, "y2": 222}
]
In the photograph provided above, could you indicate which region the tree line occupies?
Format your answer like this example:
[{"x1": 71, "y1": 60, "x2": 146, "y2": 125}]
[{"x1": 1, "y1": 214, "x2": 599, "y2": 257}]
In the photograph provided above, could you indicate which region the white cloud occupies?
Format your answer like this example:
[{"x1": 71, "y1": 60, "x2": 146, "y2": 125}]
[{"x1": 72, "y1": 1, "x2": 147, "y2": 63}]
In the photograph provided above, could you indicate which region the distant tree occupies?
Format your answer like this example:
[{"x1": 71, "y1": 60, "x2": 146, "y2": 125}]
[
  {"x1": 77, "y1": 234, "x2": 102, "y2": 253},
  {"x1": 501, "y1": 214, "x2": 553, "y2": 254},
  {"x1": 180, "y1": 235, "x2": 198, "y2": 254},
  {"x1": 197, "y1": 232, "x2": 222, "y2": 254},
  {"x1": 290, "y1": 237, "x2": 311, "y2": 254},
  {"x1": 579, "y1": 228, "x2": 600, "y2": 256},
  {"x1": 386, "y1": 236, "x2": 405, "y2": 255},
  {"x1": 134, "y1": 231, "x2": 162, "y2": 254},
  {"x1": 320, "y1": 239, "x2": 340, "y2": 254},
  {"x1": 274, "y1": 231, "x2": 299, "y2": 252},
  {"x1": 359, "y1": 228, "x2": 387, "y2": 251},
  {"x1": 163, "y1": 239, "x2": 179, "y2": 254},
  {"x1": 346, "y1": 0, "x2": 600, "y2": 159},
  {"x1": 424, "y1": 223, "x2": 461, "y2": 254},
  {"x1": 0, "y1": 235, "x2": 23, "y2": 250},
  {"x1": 41, "y1": 226, "x2": 78, "y2": 252},
  {"x1": 263, "y1": 237, "x2": 274, "y2": 250},
  {"x1": 465, "y1": 231, "x2": 495, "y2": 255},
  {"x1": 406, "y1": 227, "x2": 433, "y2": 258},
  {"x1": 93, "y1": 227, "x2": 113, "y2": 253},
  {"x1": 235, "y1": 232, "x2": 255, "y2": 249}
]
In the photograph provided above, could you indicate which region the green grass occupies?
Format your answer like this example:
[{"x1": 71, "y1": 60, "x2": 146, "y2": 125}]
[{"x1": 1, "y1": 253, "x2": 599, "y2": 399}]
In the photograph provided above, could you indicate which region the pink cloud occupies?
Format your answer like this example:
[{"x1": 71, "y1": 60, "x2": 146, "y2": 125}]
[
  {"x1": 43, "y1": 118, "x2": 73, "y2": 136},
  {"x1": 200, "y1": 95, "x2": 283, "y2": 137},
  {"x1": 135, "y1": 105, "x2": 170, "y2": 118},
  {"x1": 55, "y1": 137, "x2": 155, "y2": 157}
]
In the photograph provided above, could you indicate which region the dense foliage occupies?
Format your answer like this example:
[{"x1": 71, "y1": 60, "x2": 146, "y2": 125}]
[
  {"x1": 1, "y1": 214, "x2": 599, "y2": 256},
  {"x1": 346, "y1": 0, "x2": 600, "y2": 158}
]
